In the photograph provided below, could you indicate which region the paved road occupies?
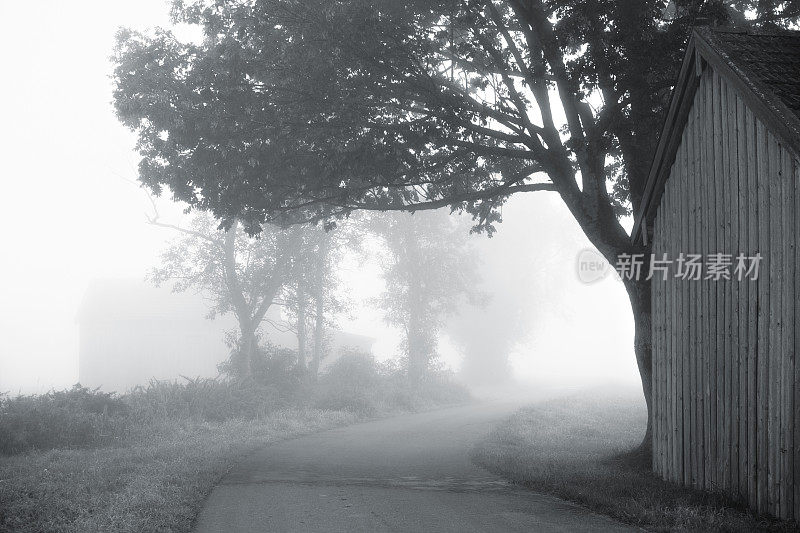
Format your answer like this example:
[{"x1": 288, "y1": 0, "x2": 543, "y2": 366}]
[{"x1": 194, "y1": 401, "x2": 635, "y2": 532}]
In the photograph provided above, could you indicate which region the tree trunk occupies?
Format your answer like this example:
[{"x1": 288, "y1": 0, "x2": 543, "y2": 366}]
[
  {"x1": 311, "y1": 293, "x2": 324, "y2": 379},
  {"x1": 407, "y1": 320, "x2": 426, "y2": 385},
  {"x1": 566, "y1": 197, "x2": 654, "y2": 462},
  {"x1": 404, "y1": 218, "x2": 428, "y2": 384},
  {"x1": 237, "y1": 323, "x2": 256, "y2": 379},
  {"x1": 624, "y1": 275, "x2": 653, "y2": 457},
  {"x1": 310, "y1": 236, "x2": 330, "y2": 380},
  {"x1": 296, "y1": 280, "x2": 308, "y2": 370}
]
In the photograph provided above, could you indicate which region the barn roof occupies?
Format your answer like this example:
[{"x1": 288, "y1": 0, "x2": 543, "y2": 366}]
[{"x1": 632, "y1": 27, "x2": 800, "y2": 244}]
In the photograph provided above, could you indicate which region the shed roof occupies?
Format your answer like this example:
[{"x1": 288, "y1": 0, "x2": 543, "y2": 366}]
[
  {"x1": 632, "y1": 27, "x2": 800, "y2": 244},
  {"x1": 710, "y1": 29, "x2": 800, "y2": 118}
]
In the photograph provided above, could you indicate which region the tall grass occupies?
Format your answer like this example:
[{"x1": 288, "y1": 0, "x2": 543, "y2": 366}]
[
  {"x1": 0, "y1": 352, "x2": 469, "y2": 456},
  {"x1": 473, "y1": 392, "x2": 796, "y2": 532},
  {"x1": 0, "y1": 352, "x2": 470, "y2": 532},
  {"x1": 126, "y1": 378, "x2": 282, "y2": 423},
  {"x1": 0, "y1": 386, "x2": 129, "y2": 455},
  {"x1": 313, "y1": 352, "x2": 471, "y2": 416},
  {"x1": 0, "y1": 410, "x2": 358, "y2": 533}
]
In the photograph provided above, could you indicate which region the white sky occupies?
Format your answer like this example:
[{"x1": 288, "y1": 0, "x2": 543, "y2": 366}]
[{"x1": 0, "y1": 1, "x2": 640, "y2": 394}]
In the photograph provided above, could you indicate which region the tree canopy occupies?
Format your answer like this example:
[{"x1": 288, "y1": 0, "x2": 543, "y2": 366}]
[
  {"x1": 114, "y1": 0, "x2": 800, "y2": 451},
  {"x1": 114, "y1": 1, "x2": 795, "y2": 245}
]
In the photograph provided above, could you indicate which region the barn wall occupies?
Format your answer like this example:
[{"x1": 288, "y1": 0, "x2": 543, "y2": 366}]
[
  {"x1": 78, "y1": 319, "x2": 231, "y2": 391},
  {"x1": 652, "y1": 65, "x2": 800, "y2": 519}
]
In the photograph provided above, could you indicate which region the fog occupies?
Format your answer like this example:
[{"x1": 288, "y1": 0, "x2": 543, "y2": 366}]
[{"x1": 0, "y1": 0, "x2": 639, "y2": 395}]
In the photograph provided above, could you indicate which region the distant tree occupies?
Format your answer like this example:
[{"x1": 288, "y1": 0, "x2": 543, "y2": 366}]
[
  {"x1": 149, "y1": 213, "x2": 303, "y2": 377},
  {"x1": 281, "y1": 222, "x2": 358, "y2": 377},
  {"x1": 445, "y1": 264, "x2": 534, "y2": 388},
  {"x1": 447, "y1": 201, "x2": 580, "y2": 387},
  {"x1": 372, "y1": 210, "x2": 481, "y2": 382},
  {"x1": 114, "y1": 0, "x2": 800, "y2": 452}
]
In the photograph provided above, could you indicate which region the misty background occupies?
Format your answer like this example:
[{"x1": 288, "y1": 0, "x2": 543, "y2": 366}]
[{"x1": 0, "y1": 0, "x2": 637, "y2": 394}]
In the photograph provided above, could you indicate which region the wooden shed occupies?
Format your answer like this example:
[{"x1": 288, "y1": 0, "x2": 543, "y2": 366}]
[{"x1": 632, "y1": 28, "x2": 800, "y2": 518}]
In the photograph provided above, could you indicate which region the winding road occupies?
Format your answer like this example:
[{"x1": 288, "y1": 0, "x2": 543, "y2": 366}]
[{"x1": 193, "y1": 401, "x2": 634, "y2": 532}]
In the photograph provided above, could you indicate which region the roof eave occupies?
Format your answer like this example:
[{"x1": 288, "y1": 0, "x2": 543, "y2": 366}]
[
  {"x1": 632, "y1": 27, "x2": 800, "y2": 245},
  {"x1": 631, "y1": 32, "x2": 701, "y2": 245}
]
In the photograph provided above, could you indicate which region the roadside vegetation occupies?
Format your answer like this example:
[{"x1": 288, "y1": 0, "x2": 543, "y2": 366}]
[
  {"x1": 472, "y1": 392, "x2": 797, "y2": 532},
  {"x1": 0, "y1": 171, "x2": 474, "y2": 533},
  {"x1": 0, "y1": 352, "x2": 468, "y2": 533}
]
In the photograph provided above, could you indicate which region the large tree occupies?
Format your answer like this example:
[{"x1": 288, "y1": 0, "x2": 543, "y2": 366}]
[{"x1": 114, "y1": 0, "x2": 796, "y2": 452}]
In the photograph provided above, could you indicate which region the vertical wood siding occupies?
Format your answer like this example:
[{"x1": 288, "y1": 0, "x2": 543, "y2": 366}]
[{"x1": 651, "y1": 65, "x2": 800, "y2": 519}]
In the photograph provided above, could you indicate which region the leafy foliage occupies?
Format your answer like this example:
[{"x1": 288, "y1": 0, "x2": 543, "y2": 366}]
[
  {"x1": 150, "y1": 213, "x2": 300, "y2": 320},
  {"x1": 0, "y1": 353, "x2": 469, "y2": 455},
  {"x1": 150, "y1": 212, "x2": 308, "y2": 376},
  {"x1": 112, "y1": 0, "x2": 796, "y2": 239},
  {"x1": 0, "y1": 385, "x2": 129, "y2": 455},
  {"x1": 278, "y1": 219, "x2": 360, "y2": 372},
  {"x1": 113, "y1": 1, "x2": 800, "y2": 438}
]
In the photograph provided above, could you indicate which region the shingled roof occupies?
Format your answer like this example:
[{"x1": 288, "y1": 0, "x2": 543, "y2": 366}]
[
  {"x1": 702, "y1": 28, "x2": 800, "y2": 132},
  {"x1": 632, "y1": 27, "x2": 800, "y2": 244}
]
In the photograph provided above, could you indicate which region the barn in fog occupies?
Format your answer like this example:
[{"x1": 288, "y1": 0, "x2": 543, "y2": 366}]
[
  {"x1": 632, "y1": 28, "x2": 800, "y2": 518},
  {"x1": 78, "y1": 279, "x2": 375, "y2": 391}
]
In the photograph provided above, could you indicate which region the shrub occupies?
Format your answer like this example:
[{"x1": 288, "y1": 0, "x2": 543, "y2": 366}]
[
  {"x1": 0, "y1": 378, "x2": 287, "y2": 455},
  {"x1": 313, "y1": 352, "x2": 470, "y2": 415},
  {"x1": 0, "y1": 385, "x2": 129, "y2": 455},
  {"x1": 126, "y1": 378, "x2": 281, "y2": 423},
  {"x1": 0, "y1": 351, "x2": 470, "y2": 456},
  {"x1": 219, "y1": 342, "x2": 309, "y2": 401},
  {"x1": 250, "y1": 344, "x2": 308, "y2": 400},
  {"x1": 321, "y1": 352, "x2": 381, "y2": 389},
  {"x1": 416, "y1": 371, "x2": 473, "y2": 406},
  {"x1": 313, "y1": 353, "x2": 381, "y2": 415}
]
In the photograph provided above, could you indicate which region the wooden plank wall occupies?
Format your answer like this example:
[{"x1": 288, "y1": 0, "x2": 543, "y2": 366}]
[{"x1": 651, "y1": 64, "x2": 800, "y2": 519}]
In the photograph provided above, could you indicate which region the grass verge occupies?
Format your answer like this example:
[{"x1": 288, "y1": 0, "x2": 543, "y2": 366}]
[
  {"x1": 0, "y1": 354, "x2": 470, "y2": 532},
  {"x1": 0, "y1": 409, "x2": 356, "y2": 533},
  {"x1": 472, "y1": 391, "x2": 797, "y2": 532}
]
